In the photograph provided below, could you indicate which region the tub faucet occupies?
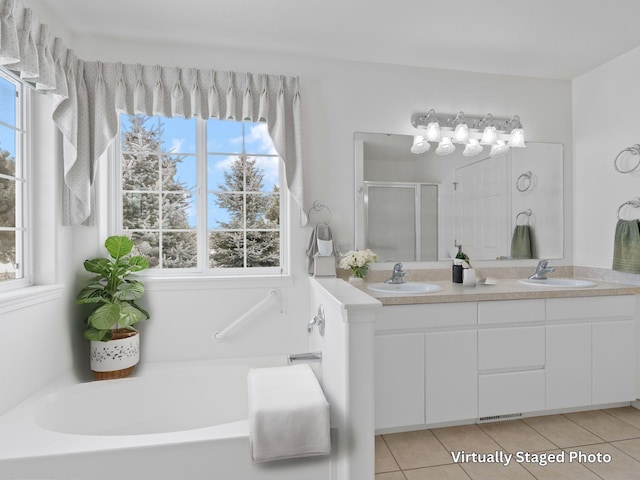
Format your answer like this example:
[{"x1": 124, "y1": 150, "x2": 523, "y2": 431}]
[
  {"x1": 386, "y1": 263, "x2": 406, "y2": 284},
  {"x1": 528, "y1": 260, "x2": 555, "y2": 280}
]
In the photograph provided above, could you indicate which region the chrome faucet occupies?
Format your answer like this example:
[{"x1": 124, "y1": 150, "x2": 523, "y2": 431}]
[
  {"x1": 386, "y1": 263, "x2": 406, "y2": 284},
  {"x1": 528, "y1": 260, "x2": 555, "y2": 280}
]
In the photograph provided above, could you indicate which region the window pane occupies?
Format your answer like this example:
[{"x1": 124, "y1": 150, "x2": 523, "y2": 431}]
[
  {"x1": 131, "y1": 232, "x2": 159, "y2": 268},
  {"x1": 162, "y1": 154, "x2": 196, "y2": 192},
  {"x1": 162, "y1": 193, "x2": 196, "y2": 229},
  {"x1": 246, "y1": 231, "x2": 280, "y2": 267},
  {"x1": 0, "y1": 178, "x2": 15, "y2": 227},
  {"x1": 162, "y1": 231, "x2": 198, "y2": 268},
  {"x1": 0, "y1": 80, "x2": 16, "y2": 126},
  {"x1": 209, "y1": 193, "x2": 243, "y2": 229},
  {"x1": 246, "y1": 193, "x2": 279, "y2": 228},
  {"x1": 0, "y1": 231, "x2": 16, "y2": 281},
  {"x1": 0, "y1": 143, "x2": 15, "y2": 177},
  {"x1": 160, "y1": 117, "x2": 196, "y2": 154},
  {"x1": 0, "y1": 125, "x2": 15, "y2": 160},
  {"x1": 122, "y1": 192, "x2": 159, "y2": 229},
  {"x1": 209, "y1": 231, "x2": 244, "y2": 268},
  {"x1": 122, "y1": 153, "x2": 159, "y2": 190},
  {"x1": 248, "y1": 156, "x2": 280, "y2": 192},
  {"x1": 243, "y1": 122, "x2": 276, "y2": 155},
  {"x1": 207, "y1": 119, "x2": 243, "y2": 154},
  {"x1": 208, "y1": 154, "x2": 238, "y2": 191}
]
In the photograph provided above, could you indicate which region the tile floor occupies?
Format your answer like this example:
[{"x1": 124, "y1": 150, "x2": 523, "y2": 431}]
[{"x1": 376, "y1": 407, "x2": 640, "y2": 479}]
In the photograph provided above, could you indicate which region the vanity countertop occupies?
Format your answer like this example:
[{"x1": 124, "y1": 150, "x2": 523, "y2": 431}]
[{"x1": 360, "y1": 278, "x2": 640, "y2": 305}]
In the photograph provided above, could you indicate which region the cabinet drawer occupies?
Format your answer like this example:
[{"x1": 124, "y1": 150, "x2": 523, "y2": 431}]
[
  {"x1": 478, "y1": 299, "x2": 544, "y2": 325},
  {"x1": 375, "y1": 302, "x2": 477, "y2": 331},
  {"x1": 479, "y1": 370, "x2": 545, "y2": 417},
  {"x1": 479, "y1": 326, "x2": 545, "y2": 371},
  {"x1": 546, "y1": 295, "x2": 635, "y2": 321}
]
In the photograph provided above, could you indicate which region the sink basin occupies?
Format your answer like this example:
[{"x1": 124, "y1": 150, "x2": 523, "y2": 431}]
[
  {"x1": 366, "y1": 282, "x2": 443, "y2": 294},
  {"x1": 518, "y1": 278, "x2": 597, "y2": 288}
]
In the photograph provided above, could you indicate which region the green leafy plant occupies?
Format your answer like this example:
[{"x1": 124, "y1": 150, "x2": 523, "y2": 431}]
[{"x1": 77, "y1": 236, "x2": 150, "y2": 341}]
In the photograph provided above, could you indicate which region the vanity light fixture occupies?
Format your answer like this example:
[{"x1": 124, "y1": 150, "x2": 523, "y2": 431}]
[
  {"x1": 410, "y1": 135, "x2": 431, "y2": 154},
  {"x1": 410, "y1": 110, "x2": 526, "y2": 156}
]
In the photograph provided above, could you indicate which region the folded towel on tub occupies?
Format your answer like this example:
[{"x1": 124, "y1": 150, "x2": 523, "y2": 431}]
[{"x1": 247, "y1": 364, "x2": 331, "y2": 462}]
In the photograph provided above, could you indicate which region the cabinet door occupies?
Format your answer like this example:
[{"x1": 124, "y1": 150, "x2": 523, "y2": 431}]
[
  {"x1": 593, "y1": 320, "x2": 636, "y2": 404},
  {"x1": 546, "y1": 323, "x2": 591, "y2": 409},
  {"x1": 425, "y1": 330, "x2": 477, "y2": 424},
  {"x1": 479, "y1": 370, "x2": 545, "y2": 417},
  {"x1": 374, "y1": 333, "x2": 425, "y2": 430}
]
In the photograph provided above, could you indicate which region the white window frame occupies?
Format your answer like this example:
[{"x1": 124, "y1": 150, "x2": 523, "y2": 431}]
[
  {"x1": 111, "y1": 115, "x2": 288, "y2": 278},
  {"x1": 0, "y1": 70, "x2": 31, "y2": 292}
]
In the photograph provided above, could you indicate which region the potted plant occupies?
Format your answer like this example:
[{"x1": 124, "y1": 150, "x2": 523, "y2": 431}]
[{"x1": 76, "y1": 235, "x2": 150, "y2": 380}]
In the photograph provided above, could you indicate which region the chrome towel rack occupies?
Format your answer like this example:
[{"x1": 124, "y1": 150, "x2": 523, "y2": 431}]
[
  {"x1": 617, "y1": 198, "x2": 640, "y2": 219},
  {"x1": 614, "y1": 144, "x2": 640, "y2": 174},
  {"x1": 516, "y1": 171, "x2": 533, "y2": 192},
  {"x1": 516, "y1": 209, "x2": 532, "y2": 225}
]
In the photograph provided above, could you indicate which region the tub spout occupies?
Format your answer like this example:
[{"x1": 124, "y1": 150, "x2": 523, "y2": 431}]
[{"x1": 287, "y1": 351, "x2": 322, "y2": 365}]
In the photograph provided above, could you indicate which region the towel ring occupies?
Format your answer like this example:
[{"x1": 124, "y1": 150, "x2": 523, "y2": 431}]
[
  {"x1": 617, "y1": 198, "x2": 640, "y2": 219},
  {"x1": 516, "y1": 171, "x2": 532, "y2": 192},
  {"x1": 614, "y1": 145, "x2": 640, "y2": 174},
  {"x1": 307, "y1": 200, "x2": 332, "y2": 225},
  {"x1": 516, "y1": 209, "x2": 532, "y2": 225}
]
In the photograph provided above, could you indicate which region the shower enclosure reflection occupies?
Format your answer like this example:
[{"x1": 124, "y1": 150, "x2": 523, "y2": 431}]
[{"x1": 354, "y1": 132, "x2": 563, "y2": 262}]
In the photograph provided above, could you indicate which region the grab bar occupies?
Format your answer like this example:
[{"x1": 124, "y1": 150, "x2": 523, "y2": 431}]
[
  {"x1": 212, "y1": 289, "x2": 280, "y2": 341},
  {"x1": 287, "y1": 351, "x2": 322, "y2": 365}
]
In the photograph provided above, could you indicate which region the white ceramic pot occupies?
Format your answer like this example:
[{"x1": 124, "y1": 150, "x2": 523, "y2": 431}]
[{"x1": 90, "y1": 332, "x2": 140, "y2": 373}]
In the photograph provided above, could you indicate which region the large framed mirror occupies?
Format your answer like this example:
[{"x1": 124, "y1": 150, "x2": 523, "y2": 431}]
[{"x1": 354, "y1": 132, "x2": 563, "y2": 262}]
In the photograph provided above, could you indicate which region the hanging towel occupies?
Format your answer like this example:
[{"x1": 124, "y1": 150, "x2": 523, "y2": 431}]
[
  {"x1": 305, "y1": 223, "x2": 336, "y2": 274},
  {"x1": 612, "y1": 219, "x2": 640, "y2": 273},
  {"x1": 248, "y1": 364, "x2": 331, "y2": 462},
  {"x1": 511, "y1": 225, "x2": 537, "y2": 259}
]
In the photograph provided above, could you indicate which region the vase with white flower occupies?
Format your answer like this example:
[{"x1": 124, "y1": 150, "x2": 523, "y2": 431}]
[{"x1": 339, "y1": 249, "x2": 377, "y2": 285}]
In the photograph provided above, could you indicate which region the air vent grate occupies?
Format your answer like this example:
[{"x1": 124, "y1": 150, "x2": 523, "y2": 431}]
[{"x1": 479, "y1": 413, "x2": 522, "y2": 422}]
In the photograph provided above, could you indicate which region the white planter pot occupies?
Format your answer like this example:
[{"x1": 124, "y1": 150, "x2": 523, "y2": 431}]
[{"x1": 90, "y1": 332, "x2": 140, "y2": 374}]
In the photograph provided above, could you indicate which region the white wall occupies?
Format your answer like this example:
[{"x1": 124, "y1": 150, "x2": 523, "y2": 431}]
[{"x1": 573, "y1": 45, "x2": 640, "y2": 269}]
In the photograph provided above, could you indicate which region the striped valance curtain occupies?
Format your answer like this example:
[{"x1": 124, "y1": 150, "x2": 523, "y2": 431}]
[{"x1": 0, "y1": 0, "x2": 303, "y2": 225}]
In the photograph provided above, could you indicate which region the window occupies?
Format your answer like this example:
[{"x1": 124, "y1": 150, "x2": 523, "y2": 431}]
[
  {"x1": 0, "y1": 71, "x2": 28, "y2": 289},
  {"x1": 117, "y1": 115, "x2": 283, "y2": 275}
]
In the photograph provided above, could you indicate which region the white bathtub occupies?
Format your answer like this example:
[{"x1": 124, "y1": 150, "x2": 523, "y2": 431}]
[{"x1": 0, "y1": 356, "x2": 330, "y2": 480}]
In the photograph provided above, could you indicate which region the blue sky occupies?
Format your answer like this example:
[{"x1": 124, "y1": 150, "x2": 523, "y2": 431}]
[
  {"x1": 120, "y1": 115, "x2": 280, "y2": 229},
  {"x1": 0, "y1": 79, "x2": 16, "y2": 164}
]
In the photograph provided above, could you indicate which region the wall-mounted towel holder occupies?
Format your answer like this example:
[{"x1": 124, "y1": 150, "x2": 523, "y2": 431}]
[
  {"x1": 516, "y1": 171, "x2": 533, "y2": 192},
  {"x1": 307, "y1": 201, "x2": 332, "y2": 225},
  {"x1": 516, "y1": 209, "x2": 532, "y2": 225},
  {"x1": 617, "y1": 198, "x2": 640, "y2": 219},
  {"x1": 614, "y1": 145, "x2": 640, "y2": 174}
]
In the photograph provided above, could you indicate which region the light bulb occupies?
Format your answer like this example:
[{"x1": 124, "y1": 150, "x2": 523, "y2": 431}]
[
  {"x1": 463, "y1": 139, "x2": 483, "y2": 157},
  {"x1": 453, "y1": 123, "x2": 469, "y2": 144},
  {"x1": 507, "y1": 128, "x2": 526, "y2": 148},
  {"x1": 480, "y1": 125, "x2": 497, "y2": 145},
  {"x1": 435, "y1": 137, "x2": 455, "y2": 155},
  {"x1": 490, "y1": 140, "x2": 509, "y2": 157},
  {"x1": 425, "y1": 121, "x2": 441, "y2": 142},
  {"x1": 410, "y1": 135, "x2": 430, "y2": 154}
]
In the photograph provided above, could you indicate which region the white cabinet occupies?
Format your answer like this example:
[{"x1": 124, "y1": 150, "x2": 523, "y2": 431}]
[
  {"x1": 479, "y1": 370, "x2": 546, "y2": 417},
  {"x1": 374, "y1": 333, "x2": 424, "y2": 429},
  {"x1": 546, "y1": 323, "x2": 591, "y2": 409},
  {"x1": 593, "y1": 319, "x2": 635, "y2": 404},
  {"x1": 425, "y1": 330, "x2": 477, "y2": 424},
  {"x1": 479, "y1": 326, "x2": 545, "y2": 371}
]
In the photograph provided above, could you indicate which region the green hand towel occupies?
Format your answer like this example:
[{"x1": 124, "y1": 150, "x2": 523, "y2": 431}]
[
  {"x1": 612, "y1": 219, "x2": 640, "y2": 273},
  {"x1": 511, "y1": 225, "x2": 536, "y2": 259}
]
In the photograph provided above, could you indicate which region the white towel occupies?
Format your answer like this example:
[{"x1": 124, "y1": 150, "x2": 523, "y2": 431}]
[{"x1": 247, "y1": 364, "x2": 331, "y2": 462}]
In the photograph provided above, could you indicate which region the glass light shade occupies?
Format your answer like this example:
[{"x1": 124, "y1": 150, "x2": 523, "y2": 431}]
[
  {"x1": 425, "y1": 122, "x2": 441, "y2": 142},
  {"x1": 480, "y1": 125, "x2": 497, "y2": 145},
  {"x1": 507, "y1": 128, "x2": 526, "y2": 148},
  {"x1": 410, "y1": 135, "x2": 430, "y2": 154},
  {"x1": 435, "y1": 137, "x2": 455, "y2": 156},
  {"x1": 452, "y1": 123, "x2": 469, "y2": 143},
  {"x1": 489, "y1": 139, "x2": 509, "y2": 157},
  {"x1": 463, "y1": 139, "x2": 483, "y2": 157}
]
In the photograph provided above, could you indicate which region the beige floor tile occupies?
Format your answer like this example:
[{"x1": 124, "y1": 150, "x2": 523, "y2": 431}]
[
  {"x1": 565, "y1": 410, "x2": 640, "y2": 442},
  {"x1": 459, "y1": 459, "x2": 536, "y2": 480},
  {"x1": 432, "y1": 424, "x2": 502, "y2": 455},
  {"x1": 612, "y1": 437, "x2": 640, "y2": 462},
  {"x1": 523, "y1": 414, "x2": 604, "y2": 448},
  {"x1": 376, "y1": 472, "x2": 407, "y2": 480},
  {"x1": 404, "y1": 463, "x2": 471, "y2": 480},
  {"x1": 383, "y1": 429, "x2": 454, "y2": 470},
  {"x1": 565, "y1": 443, "x2": 640, "y2": 480},
  {"x1": 376, "y1": 435, "x2": 401, "y2": 473},
  {"x1": 518, "y1": 448, "x2": 602, "y2": 480},
  {"x1": 604, "y1": 407, "x2": 640, "y2": 430},
  {"x1": 478, "y1": 420, "x2": 557, "y2": 453}
]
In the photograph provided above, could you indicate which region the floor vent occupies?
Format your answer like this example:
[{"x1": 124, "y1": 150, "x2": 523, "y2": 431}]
[{"x1": 479, "y1": 413, "x2": 522, "y2": 422}]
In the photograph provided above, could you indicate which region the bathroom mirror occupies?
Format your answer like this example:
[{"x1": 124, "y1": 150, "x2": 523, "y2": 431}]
[{"x1": 354, "y1": 132, "x2": 563, "y2": 262}]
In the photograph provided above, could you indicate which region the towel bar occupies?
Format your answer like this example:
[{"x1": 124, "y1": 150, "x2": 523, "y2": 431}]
[{"x1": 617, "y1": 198, "x2": 640, "y2": 219}]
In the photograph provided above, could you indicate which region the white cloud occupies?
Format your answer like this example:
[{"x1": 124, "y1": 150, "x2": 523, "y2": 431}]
[{"x1": 246, "y1": 123, "x2": 277, "y2": 154}]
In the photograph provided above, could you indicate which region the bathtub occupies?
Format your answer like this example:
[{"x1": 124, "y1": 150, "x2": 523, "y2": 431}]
[{"x1": 0, "y1": 356, "x2": 330, "y2": 480}]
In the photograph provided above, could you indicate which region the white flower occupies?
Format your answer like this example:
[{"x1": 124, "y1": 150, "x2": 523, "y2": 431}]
[{"x1": 339, "y1": 249, "x2": 377, "y2": 269}]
